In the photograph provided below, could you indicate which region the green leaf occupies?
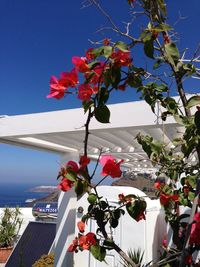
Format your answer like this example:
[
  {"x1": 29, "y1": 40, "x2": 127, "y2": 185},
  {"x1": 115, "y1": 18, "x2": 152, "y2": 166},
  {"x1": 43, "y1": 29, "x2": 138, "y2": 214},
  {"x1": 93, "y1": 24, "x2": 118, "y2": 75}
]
[
  {"x1": 111, "y1": 66, "x2": 121, "y2": 88},
  {"x1": 110, "y1": 218, "x2": 118, "y2": 228},
  {"x1": 154, "y1": 24, "x2": 172, "y2": 32},
  {"x1": 103, "y1": 46, "x2": 113, "y2": 58},
  {"x1": 115, "y1": 41, "x2": 129, "y2": 52},
  {"x1": 195, "y1": 110, "x2": 200, "y2": 130},
  {"x1": 186, "y1": 175, "x2": 198, "y2": 189},
  {"x1": 90, "y1": 244, "x2": 106, "y2": 262},
  {"x1": 74, "y1": 180, "x2": 87, "y2": 197},
  {"x1": 87, "y1": 193, "x2": 97, "y2": 204},
  {"x1": 97, "y1": 87, "x2": 109, "y2": 106},
  {"x1": 127, "y1": 74, "x2": 142, "y2": 88},
  {"x1": 144, "y1": 38, "x2": 154, "y2": 59},
  {"x1": 82, "y1": 100, "x2": 94, "y2": 113},
  {"x1": 164, "y1": 43, "x2": 180, "y2": 64},
  {"x1": 157, "y1": 0, "x2": 167, "y2": 16},
  {"x1": 103, "y1": 69, "x2": 112, "y2": 88},
  {"x1": 153, "y1": 59, "x2": 162, "y2": 70},
  {"x1": 94, "y1": 105, "x2": 110, "y2": 123},
  {"x1": 188, "y1": 192, "x2": 195, "y2": 201},
  {"x1": 100, "y1": 201, "x2": 108, "y2": 210},
  {"x1": 65, "y1": 171, "x2": 77, "y2": 182},
  {"x1": 92, "y1": 47, "x2": 104, "y2": 58},
  {"x1": 186, "y1": 95, "x2": 200, "y2": 109}
]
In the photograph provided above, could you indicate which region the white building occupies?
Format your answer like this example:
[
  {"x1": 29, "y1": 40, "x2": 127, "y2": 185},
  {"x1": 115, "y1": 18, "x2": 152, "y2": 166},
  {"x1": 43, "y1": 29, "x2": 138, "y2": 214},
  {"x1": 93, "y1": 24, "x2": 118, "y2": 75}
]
[{"x1": 0, "y1": 100, "x2": 184, "y2": 266}]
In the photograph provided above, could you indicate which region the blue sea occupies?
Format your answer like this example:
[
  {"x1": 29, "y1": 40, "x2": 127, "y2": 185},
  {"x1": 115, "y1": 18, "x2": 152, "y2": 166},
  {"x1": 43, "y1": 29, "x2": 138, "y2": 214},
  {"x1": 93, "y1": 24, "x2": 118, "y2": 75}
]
[{"x1": 0, "y1": 183, "x2": 51, "y2": 207}]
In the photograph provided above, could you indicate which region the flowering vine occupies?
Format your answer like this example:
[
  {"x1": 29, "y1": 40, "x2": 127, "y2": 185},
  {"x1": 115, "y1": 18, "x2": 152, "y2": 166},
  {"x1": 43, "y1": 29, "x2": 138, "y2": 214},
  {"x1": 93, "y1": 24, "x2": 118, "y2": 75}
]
[{"x1": 48, "y1": 0, "x2": 200, "y2": 266}]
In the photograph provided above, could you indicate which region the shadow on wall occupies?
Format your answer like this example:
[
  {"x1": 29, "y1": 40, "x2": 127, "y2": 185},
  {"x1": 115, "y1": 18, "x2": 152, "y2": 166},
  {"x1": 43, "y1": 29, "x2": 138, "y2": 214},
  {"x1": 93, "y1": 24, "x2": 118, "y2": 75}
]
[
  {"x1": 152, "y1": 208, "x2": 167, "y2": 263},
  {"x1": 54, "y1": 190, "x2": 76, "y2": 267}
]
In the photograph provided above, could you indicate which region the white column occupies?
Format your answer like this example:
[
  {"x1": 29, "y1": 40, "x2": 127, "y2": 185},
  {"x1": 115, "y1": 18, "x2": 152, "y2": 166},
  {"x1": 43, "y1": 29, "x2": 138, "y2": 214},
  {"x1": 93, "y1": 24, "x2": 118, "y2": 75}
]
[{"x1": 54, "y1": 152, "x2": 79, "y2": 267}]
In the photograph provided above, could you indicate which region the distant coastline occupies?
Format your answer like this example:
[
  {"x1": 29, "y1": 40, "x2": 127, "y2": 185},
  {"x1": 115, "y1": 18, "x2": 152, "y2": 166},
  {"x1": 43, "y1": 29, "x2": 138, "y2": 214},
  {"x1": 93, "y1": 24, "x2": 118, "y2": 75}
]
[
  {"x1": 0, "y1": 184, "x2": 57, "y2": 207},
  {"x1": 28, "y1": 185, "x2": 57, "y2": 193}
]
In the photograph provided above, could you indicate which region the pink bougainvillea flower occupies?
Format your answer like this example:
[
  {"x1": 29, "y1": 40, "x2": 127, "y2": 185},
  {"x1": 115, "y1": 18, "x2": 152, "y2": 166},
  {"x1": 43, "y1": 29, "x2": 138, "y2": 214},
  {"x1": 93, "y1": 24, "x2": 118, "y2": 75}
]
[
  {"x1": 135, "y1": 211, "x2": 146, "y2": 222},
  {"x1": 47, "y1": 76, "x2": 67, "y2": 99},
  {"x1": 85, "y1": 48, "x2": 95, "y2": 61},
  {"x1": 78, "y1": 84, "x2": 93, "y2": 101},
  {"x1": 110, "y1": 50, "x2": 132, "y2": 67},
  {"x1": 100, "y1": 155, "x2": 115, "y2": 166},
  {"x1": 79, "y1": 155, "x2": 90, "y2": 169},
  {"x1": 66, "y1": 161, "x2": 79, "y2": 173},
  {"x1": 77, "y1": 221, "x2": 85, "y2": 233},
  {"x1": 100, "y1": 155, "x2": 123, "y2": 178},
  {"x1": 79, "y1": 232, "x2": 97, "y2": 250},
  {"x1": 58, "y1": 178, "x2": 74, "y2": 192},
  {"x1": 190, "y1": 212, "x2": 200, "y2": 245},
  {"x1": 61, "y1": 68, "x2": 79, "y2": 88},
  {"x1": 162, "y1": 234, "x2": 168, "y2": 248},
  {"x1": 72, "y1": 56, "x2": 89, "y2": 73},
  {"x1": 67, "y1": 238, "x2": 78, "y2": 252}
]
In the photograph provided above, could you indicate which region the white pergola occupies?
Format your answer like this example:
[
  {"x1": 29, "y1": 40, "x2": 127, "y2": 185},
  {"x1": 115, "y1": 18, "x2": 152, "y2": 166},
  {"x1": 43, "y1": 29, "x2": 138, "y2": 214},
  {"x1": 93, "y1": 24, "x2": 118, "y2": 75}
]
[
  {"x1": 0, "y1": 100, "x2": 183, "y2": 171},
  {"x1": 0, "y1": 99, "x2": 184, "y2": 266}
]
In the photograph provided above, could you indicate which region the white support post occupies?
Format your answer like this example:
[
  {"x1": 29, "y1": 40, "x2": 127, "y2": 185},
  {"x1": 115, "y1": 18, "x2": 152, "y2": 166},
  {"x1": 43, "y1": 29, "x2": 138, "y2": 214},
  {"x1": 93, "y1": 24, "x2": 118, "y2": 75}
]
[{"x1": 54, "y1": 152, "x2": 79, "y2": 267}]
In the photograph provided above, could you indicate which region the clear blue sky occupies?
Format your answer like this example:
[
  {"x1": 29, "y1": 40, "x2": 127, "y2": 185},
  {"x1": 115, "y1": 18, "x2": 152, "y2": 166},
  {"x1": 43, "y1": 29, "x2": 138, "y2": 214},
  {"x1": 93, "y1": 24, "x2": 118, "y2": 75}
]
[{"x1": 0, "y1": 0, "x2": 199, "y2": 185}]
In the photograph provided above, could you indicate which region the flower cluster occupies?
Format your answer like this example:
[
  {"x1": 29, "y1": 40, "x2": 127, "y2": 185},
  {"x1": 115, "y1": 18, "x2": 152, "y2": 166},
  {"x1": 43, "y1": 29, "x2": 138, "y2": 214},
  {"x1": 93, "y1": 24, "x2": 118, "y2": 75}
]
[
  {"x1": 68, "y1": 221, "x2": 97, "y2": 252},
  {"x1": 47, "y1": 41, "x2": 132, "y2": 103},
  {"x1": 58, "y1": 155, "x2": 90, "y2": 192},
  {"x1": 100, "y1": 155, "x2": 123, "y2": 178},
  {"x1": 154, "y1": 180, "x2": 179, "y2": 206}
]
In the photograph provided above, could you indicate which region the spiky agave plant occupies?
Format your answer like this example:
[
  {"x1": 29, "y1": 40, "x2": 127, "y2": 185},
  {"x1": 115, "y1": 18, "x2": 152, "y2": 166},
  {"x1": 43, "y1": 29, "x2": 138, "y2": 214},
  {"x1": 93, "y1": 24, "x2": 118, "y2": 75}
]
[{"x1": 121, "y1": 248, "x2": 144, "y2": 267}]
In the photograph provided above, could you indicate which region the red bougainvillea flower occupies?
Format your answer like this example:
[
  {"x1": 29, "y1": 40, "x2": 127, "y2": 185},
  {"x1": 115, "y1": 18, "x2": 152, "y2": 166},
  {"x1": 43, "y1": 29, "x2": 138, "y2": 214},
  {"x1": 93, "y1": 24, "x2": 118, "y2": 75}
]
[
  {"x1": 79, "y1": 232, "x2": 97, "y2": 250},
  {"x1": 118, "y1": 84, "x2": 126, "y2": 91},
  {"x1": 163, "y1": 33, "x2": 170, "y2": 44},
  {"x1": 185, "y1": 254, "x2": 193, "y2": 265},
  {"x1": 103, "y1": 38, "x2": 110, "y2": 46},
  {"x1": 190, "y1": 212, "x2": 200, "y2": 245},
  {"x1": 118, "y1": 193, "x2": 125, "y2": 201},
  {"x1": 85, "y1": 48, "x2": 95, "y2": 61},
  {"x1": 154, "y1": 180, "x2": 163, "y2": 190},
  {"x1": 159, "y1": 192, "x2": 171, "y2": 206},
  {"x1": 171, "y1": 194, "x2": 179, "y2": 202},
  {"x1": 66, "y1": 161, "x2": 79, "y2": 173},
  {"x1": 110, "y1": 50, "x2": 132, "y2": 67},
  {"x1": 159, "y1": 192, "x2": 179, "y2": 206},
  {"x1": 77, "y1": 221, "x2": 85, "y2": 233},
  {"x1": 47, "y1": 76, "x2": 67, "y2": 99},
  {"x1": 85, "y1": 62, "x2": 105, "y2": 85},
  {"x1": 72, "y1": 56, "x2": 89, "y2": 73},
  {"x1": 58, "y1": 178, "x2": 74, "y2": 192},
  {"x1": 67, "y1": 238, "x2": 78, "y2": 252},
  {"x1": 135, "y1": 211, "x2": 146, "y2": 222},
  {"x1": 60, "y1": 68, "x2": 78, "y2": 88},
  {"x1": 100, "y1": 155, "x2": 123, "y2": 178},
  {"x1": 79, "y1": 155, "x2": 90, "y2": 169},
  {"x1": 78, "y1": 84, "x2": 93, "y2": 101}
]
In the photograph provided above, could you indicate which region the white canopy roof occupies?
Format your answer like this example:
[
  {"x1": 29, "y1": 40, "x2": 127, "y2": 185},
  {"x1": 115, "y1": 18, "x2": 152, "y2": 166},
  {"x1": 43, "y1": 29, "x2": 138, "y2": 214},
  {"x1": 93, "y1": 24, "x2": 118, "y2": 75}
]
[{"x1": 0, "y1": 100, "x2": 184, "y2": 171}]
